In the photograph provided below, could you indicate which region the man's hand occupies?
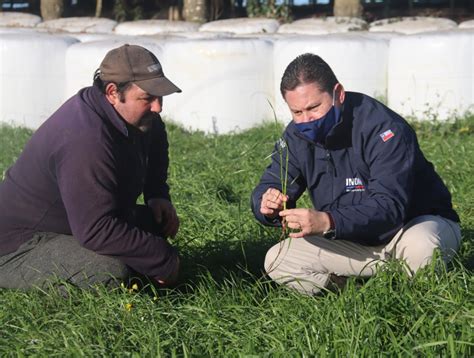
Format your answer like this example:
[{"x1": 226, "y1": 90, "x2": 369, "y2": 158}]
[
  {"x1": 260, "y1": 188, "x2": 288, "y2": 219},
  {"x1": 147, "y1": 198, "x2": 179, "y2": 238},
  {"x1": 279, "y1": 208, "x2": 331, "y2": 238}
]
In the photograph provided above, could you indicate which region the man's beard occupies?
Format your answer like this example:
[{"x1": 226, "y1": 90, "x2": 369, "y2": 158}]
[{"x1": 137, "y1": 112, "x2": 156, "y2": 132}]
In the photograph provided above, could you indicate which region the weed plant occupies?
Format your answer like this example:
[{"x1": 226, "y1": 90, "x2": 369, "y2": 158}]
[{"x1": 0, "y1": 116, "x2": 473, "y2": 356}]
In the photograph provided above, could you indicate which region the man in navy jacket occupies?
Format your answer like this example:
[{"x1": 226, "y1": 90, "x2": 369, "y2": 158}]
[
  {"x1": 251, "y1": 53, "x2": 461, "y2": 295},
  {"x1": 0, "y1": 45, "x2": 181, "y2": 290}
]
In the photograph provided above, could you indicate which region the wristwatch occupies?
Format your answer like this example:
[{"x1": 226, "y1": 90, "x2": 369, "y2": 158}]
[
  {"x1": 322, "y1": 228, "x2": 336, "y2": 240},
  {"x1": 323, "y1": 212, "x2": 336, "y2": 240}
]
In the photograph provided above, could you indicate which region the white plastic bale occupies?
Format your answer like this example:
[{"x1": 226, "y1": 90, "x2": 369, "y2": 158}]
[
  {"x1": 388, "y1": 29, "x2": 474, "y2": 120},
  {"x1": 459, "y1": 20, "x2": 474, "y2": 29},
  {"x1": 232, "y1": 33, "x2": 297, "y2": 41},
  {"x1": 64, "y1": 38, "x2": 165, "y2": 100},
  {"x1": 0, "y1": 33, "x2": 78, "y2": 128},
  {"x1": 171, "y1": 31, "x2": 233, "y2": 39},
  {"x1": 273, "y1": 33, "x2": 389, "y2": 122},
  {"x1": 0, "y1": 26, "x2": 57, "y2": 35},
  {"x1": 36, "y1": 17, "x2": 117, "y2": 33},
  {"x1": 278, "y1": 17, "x2": 368, "y2": 35},
  {"x1": 0, "y1": 27, "x2": 42, "y2": 34},
  {"x1": 159, "y1": 38, "x2": 274, "y2": 133},
  {"x1": 141, "y1": 33, "x2": 187, "y2": 41},
  {"x1": 353, "y1": 30, "x2": 403, "y2": 41},
  {"x1": 369, "y1": 17, "x2": 457, "y2": 34},
  {"x1": 199, "y1": 18, "x2": 280, "y2": 34},
  {"x1": 0, "y1": 12, "x2": 41, "y2": 27},
  {"x1": 68, "y1": 33, "x2": 130, "y2": 43},
  {"x1": 114, "y1": 20, "x2": 199, "y2": 36}
]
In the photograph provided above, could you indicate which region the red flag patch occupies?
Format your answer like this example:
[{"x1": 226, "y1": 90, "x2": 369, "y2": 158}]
[{"x1": 380, "y1": 129, "x2": 395, "y2": 142}]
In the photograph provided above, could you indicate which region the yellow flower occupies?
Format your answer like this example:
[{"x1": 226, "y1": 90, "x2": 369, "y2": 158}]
[
  {"x1": 125, "y1": 303, "x2": 133, "y2": 312},
  {"x1": 127, "y1": 283, "x2": 139, "y2": 293},
  {"x1": 458, "y1": 127, "x2": 470, "y2": 134}
]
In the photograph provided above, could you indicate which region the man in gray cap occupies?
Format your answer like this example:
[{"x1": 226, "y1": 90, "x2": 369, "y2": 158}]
[{"x1": 0, "y1": 44, "x2": 181, "y2": 290}]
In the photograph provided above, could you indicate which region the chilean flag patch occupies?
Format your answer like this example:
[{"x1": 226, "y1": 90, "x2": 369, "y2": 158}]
[{"x1": 380, "y1": 129, "x2": 395, "y2": 142}]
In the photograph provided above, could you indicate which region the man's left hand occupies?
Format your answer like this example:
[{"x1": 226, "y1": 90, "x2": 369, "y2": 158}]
[
  {"x1": 147, "y1": 198, "x2": 180, "y2": 239},
  {"x1": 279, "y1": 208, "x2": 331, "y2": 239}
]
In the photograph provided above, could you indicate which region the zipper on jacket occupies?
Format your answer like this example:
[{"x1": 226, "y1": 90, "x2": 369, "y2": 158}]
[{"x1": 326, "y1": 150, "x2": 337, "y2": 177}]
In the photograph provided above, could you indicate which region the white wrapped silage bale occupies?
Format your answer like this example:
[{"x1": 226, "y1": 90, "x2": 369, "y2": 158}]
[
  {"x1": 459, "y1": 20, "x2": 474, "y2": 29},
  {"x1": 0, "y1": 27, "x2": 42, "y2": 34},
  {"x1": 114, "y1": 20, "x2": 199, "y2": 35},
  {"x1": 0, "y1": 26, "x2": 59, "y2": 35},
  {"x1": 171, "y1": 31, "x2": 233, "y2": 39},
  {"x1": 68, "y1": 33, "x2": 129, "y2": 43},
  {"x1": 369, "y1": 17, "x2": 457, "y2": 34},
  {"x1": 387, "y1": 29, "x2": 474, "y2": 121},
  {"x1": 199, "y1": 18, "x2": 280, "y2": 34},
  {"x1": 232, "y1": 33, "x2": 296, "y2": 41},
  {"x1": 277, "y1": 17, "x2": 367, "y2": 35},
  {"x1": 37, "y1": 17, "x2": 117, "y2": 33},
  {"x1": 159, "y1": 38, "x2": 274, "y2": 133},
  {"x1": 64, "y1": 38, "x2": 165, "y2": 100},
  {"x1": 355, "y1": 30, "x2": 403, "y2": 41},
  {"x1": 0, "y1": 12, "x2": 41, "y2": 27},
  {"x1": 273, "y1": 33, "x2": 389, "y2": 122},
  {"x1": 0, "y1": 33, "x2": 78, "y2": 128}
]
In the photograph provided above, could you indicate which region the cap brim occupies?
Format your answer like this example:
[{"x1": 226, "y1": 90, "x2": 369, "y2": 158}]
[{"x1": 135, "y1": 76, "x2": 182, "y2": 97}]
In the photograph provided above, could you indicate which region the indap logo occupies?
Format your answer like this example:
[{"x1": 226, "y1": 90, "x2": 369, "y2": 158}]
[{"x1": 345, "y1": 177, "x2": 365, "y2": 192}]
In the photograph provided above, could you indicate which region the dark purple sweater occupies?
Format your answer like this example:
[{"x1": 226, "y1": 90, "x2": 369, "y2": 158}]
[{"x1": 0, "y1": 86, "x2": 177, "y2": 279}]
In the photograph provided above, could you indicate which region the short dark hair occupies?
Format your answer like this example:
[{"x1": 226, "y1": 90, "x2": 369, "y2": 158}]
[
  {"x1": 93, "y1": 68, "x2": 133, "y2": 101},
  {"x1": 280, "y1": 53, "x2": 339, "y2": 98}
]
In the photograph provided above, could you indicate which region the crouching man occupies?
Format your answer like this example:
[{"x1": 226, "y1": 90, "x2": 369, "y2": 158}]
[
  {"x1": 0, "y1": 45, "x2": 181, "y2": 290},
  {"x1": 251, "y1": 53, "x2": 461, "y2": 295}
]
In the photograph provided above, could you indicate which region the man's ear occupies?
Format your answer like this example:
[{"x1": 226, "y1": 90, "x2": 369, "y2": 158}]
[
  {"x1": 105, "y1": 83, "x2": 119, "y2": 105},
  {"x1": 335, "y1": 83, "x2": 345, "y2": 105}
]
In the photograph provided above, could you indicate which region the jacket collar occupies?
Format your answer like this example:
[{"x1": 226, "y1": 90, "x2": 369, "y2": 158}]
[
  {"x1": 325, "y1": 101, "x2": 353, "y2": 150},
  {"x1": 79, "y1": 86, "x2": 129, "y2": 137}
]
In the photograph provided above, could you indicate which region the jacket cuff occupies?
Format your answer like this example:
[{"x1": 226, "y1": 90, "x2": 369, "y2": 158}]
[{"x1": 327, "y1": 212, "x2": 335, "y2": 229}]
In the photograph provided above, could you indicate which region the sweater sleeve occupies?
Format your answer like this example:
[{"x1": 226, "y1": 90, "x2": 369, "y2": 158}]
[
  {"x1": 329, "y1": 117, "x2": 416, "y2": 244},
  {"x1": 54, "y1": 135, "x2": 177, "y2": 280},
  {"x1": 143, "y1": 116, "x2": 171, "y2": 203}
]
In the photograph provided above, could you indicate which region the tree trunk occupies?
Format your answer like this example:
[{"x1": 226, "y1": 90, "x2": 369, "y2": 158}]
[
  {"x1": 183, "y1": 0, "x2": 208, "y2": 23},
  {"x1": 95, "y1": 0, "x2": 103, "y2": 17},
  {"x1": 333, "y1": 0, "x2": 362, "y2": 18},
  {"x1": 168, "y1": 6, "x2": 182, "y2": 21},
  {"x1": 40, "y1": 0, "x2": 64, "y2": 21}
]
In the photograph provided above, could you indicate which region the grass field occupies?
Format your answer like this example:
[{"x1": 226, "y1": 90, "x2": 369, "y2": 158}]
[{"x1": 0, "y1": 116, "x2": 473, "y2": 356}]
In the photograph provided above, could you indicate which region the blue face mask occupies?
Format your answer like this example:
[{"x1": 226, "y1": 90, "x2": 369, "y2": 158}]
[{"x1": 295, "y1": 90, "x2": 341, "y2": 144}]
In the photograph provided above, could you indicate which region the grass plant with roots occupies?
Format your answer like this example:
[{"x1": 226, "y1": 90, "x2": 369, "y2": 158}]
[{"x1": 264, "y1": 101, "x2": 293, "y2": 274}]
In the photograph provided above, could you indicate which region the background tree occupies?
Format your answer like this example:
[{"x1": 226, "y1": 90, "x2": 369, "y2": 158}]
[
  {"x1": 333, "y1": 0, "x2": 362, "y2": 17},
  {"x1": 183, "y1": 0, "x2": 208, "y2": 22},
  {"x1": 95, "y1": 0, "x2": 103, "y2": 17},
  {"x1": 40, "y1": 0, "x2": 64, "y2": 20}
]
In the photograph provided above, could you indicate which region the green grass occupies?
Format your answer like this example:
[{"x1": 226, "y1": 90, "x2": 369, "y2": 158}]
[{"x1": 0, "y1": 116, "x2": 473, "y2": 356}]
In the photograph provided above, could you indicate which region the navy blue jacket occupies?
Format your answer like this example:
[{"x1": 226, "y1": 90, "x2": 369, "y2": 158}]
[
  {"x1": 0, "y1": 86, "x2": 177, "y2": 279},
  {"x1": 251, "y1": 92, "x2": 459, "y2": 245}
]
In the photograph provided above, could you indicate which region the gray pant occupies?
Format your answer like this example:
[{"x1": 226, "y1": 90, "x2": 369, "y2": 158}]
[
  {"x1": 0, "y1": 205, "x2": 162, "y2": 290},
  {"x1": 0, "y1": 232, "x2": 130, "y2": 290},
  {"x1": 265, "y1": 215, "x2": 462, "y2": 295}
]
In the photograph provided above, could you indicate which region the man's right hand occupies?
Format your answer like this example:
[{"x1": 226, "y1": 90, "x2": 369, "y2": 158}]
[{"x1": 260, "y1": 188, "x2": 288, "y2": 219}]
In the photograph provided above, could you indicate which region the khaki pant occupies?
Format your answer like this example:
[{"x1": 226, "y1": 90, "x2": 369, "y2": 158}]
[{"x1": 264, "y1": 215, "x2": 461, "y2": 295}]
